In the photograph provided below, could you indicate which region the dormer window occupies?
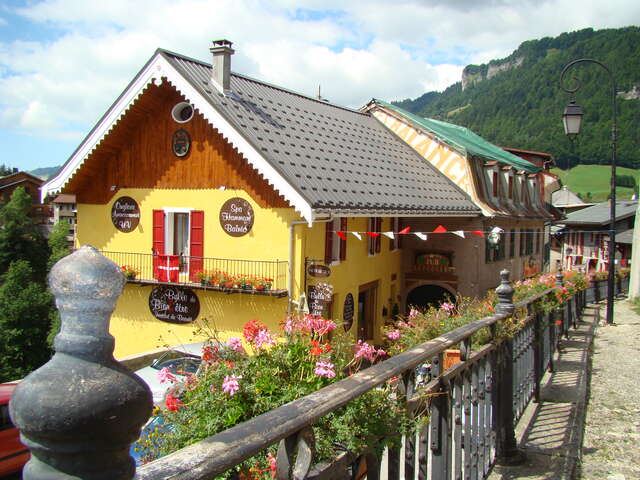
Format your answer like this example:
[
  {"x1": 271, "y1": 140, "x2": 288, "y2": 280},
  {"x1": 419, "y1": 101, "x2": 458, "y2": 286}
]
[
  {"x1": 492, "y1": 171, "x2": 498, "y2": 197},
  {"x1": 508, "y1": 176, "x2": 514, "y2": 199}
]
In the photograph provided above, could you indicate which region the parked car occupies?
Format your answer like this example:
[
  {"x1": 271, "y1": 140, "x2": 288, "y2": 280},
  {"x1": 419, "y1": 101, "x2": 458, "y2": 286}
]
[
  {"x1": 130, "y1": 415, "x2": 172, "y2": 466},
  {"x1": 1, "y1": 382, "x2": 29, "y2": 476},
  {"x1": 134, "y1": 342, "x2": 205, "y2": 405}
]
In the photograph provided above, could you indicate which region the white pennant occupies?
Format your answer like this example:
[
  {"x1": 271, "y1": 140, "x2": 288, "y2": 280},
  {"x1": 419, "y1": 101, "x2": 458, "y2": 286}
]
[
  {"x1": 382, "y1": 231, "x2": 395, "y2": 239},
  {"x1": 452, "y1": 230, "x2": 465, "y2": 238},
  {"x1": 352, "y1": 232, "x2": 362, "y2": 241},
  {"x1": 414, "y1": 232, "x2": 427, "y2": 241}
]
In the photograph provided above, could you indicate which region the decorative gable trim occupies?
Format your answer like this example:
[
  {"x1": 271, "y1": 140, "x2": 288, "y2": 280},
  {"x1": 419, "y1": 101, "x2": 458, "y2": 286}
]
[{"x1": 42, "y1": 53, "x2": 314, "y2": 222}]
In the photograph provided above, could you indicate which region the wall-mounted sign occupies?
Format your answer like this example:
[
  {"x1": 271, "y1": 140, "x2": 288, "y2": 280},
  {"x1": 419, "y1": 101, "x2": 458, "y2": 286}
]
[
  {"x1": 219, "y1": 198, "x2": 254, "y2": 237},
  {"x1": 111, "y1": 196, "x2": 140, "y2": 233},
  {"x1": 307, "y1": 282, "x2": 334, "y2": 318},
  {"x1": 343, "y1": 293, "x2": 354, "y2": 332},
  {"x1": 149, "y1": 286, "x2": 200, "y2": 324},
  {"x1": 307, "y1": 264, "x2": 331, "y2": 278},
  {"x1": 172, "y1": 129, "x2": 191, "y2": 157}
]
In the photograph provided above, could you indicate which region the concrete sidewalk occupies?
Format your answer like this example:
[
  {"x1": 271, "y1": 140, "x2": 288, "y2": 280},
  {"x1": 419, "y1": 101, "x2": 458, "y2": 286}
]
[{"x1": 489, "y1": 299, "x2": 640, "y2": 480}]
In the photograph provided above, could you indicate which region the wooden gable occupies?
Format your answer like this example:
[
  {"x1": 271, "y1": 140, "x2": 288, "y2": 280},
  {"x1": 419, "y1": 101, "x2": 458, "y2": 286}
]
[{"x1": 66, "y1": 82, "x2": 290, "y2": 208}]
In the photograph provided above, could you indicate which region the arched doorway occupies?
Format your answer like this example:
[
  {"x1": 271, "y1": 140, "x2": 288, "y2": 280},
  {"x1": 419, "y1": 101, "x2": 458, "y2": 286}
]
[{"x1": 405, "y1": 284, "x2": 453, "y2": 312}]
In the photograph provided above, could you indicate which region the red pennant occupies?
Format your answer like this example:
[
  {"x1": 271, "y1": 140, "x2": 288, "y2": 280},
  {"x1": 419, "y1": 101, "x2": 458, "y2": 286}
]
[
  {"x1": 433, "y1": 225, "x2": 447, "y2": 233},
  {"x1": 398, "y1": 226, "x2": 411, "y2": 234},
  {"x1": 336, "y1": 231, "x2": 346, "y2": 241},
  {"x1": 471, "y1": 230, "x2": 485, "y2": 237},
  {"x1": 366, "y1": 232, "x2": 380, "y2": 238}
]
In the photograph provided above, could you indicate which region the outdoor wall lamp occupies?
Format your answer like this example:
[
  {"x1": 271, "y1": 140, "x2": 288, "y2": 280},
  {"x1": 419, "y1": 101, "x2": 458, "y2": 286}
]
[{"x1": 562, "y1": 100, "x2": 584, "y2": 138}]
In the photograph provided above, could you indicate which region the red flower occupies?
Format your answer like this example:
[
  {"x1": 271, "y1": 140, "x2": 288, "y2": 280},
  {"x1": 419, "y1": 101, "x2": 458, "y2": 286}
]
[
  {"x1": 243, "y1": 318, "x2": 267, "y2": 343},
  {"x1": 202, "y1": 345, "x2": 220, "y2": 364},
  {"x1": 309, "y1": 339, "x2": 331, "y2": 356},
  {"x1": 165, "y1": 392, "x2": 185, "y2": 412},
  {"x1": 555, "y1": 320, "x2": 562, "y2": 326}
]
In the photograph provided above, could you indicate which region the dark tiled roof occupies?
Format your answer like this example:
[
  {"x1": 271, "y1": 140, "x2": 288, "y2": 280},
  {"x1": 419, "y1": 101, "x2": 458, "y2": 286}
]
[
  {"x1": 161, "y1": 50, "x2": 479, "y2": 216},
  {"x1": 616, "y1": 229, "x2": 634, "y2": 244},
  {"x1": 562, "y1": 200, "x2": 637, "y2": 225}
]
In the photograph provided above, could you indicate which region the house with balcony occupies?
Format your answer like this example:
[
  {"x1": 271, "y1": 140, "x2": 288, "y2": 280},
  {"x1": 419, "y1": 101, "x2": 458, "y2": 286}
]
[
  {"x1": 41, "y1": 40, "x2": 481, "y2": 358},
  {"x1": 0, "y1": 170, "x2": 52, "y2": 234},
  {"x1": 362, "y1": 100, "x2": 557, "y2": 302}
]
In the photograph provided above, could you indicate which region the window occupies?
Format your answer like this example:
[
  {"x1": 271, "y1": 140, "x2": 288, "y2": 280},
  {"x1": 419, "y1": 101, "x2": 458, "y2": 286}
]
[
  {"x1": 367, "y1": 217, "x2": 382, "y2": 255},
  {"x1": 492, "y1": 171, "x2": 498, "y2": 197},
  {"x1": 508, "y1": 176, "x2": 514, "y2": 199},
  {"x1": 525, "y1": 229, "x2": 534, "y2": 255},
  {"x1": 153, "y1": 209, "x2": 204, "y2": 282},
  {"x1": 389, "y1": 217, "x2": 400, "y2": 251},
  {"x1": 509, "y1": 229, "x2": 516, "y2": 258},
  {"x1": 536, "y1": 229, "x2": 541, "y2": 254},
  {"x1": 325, "y1": 218, "x2": 347, "y2": 265},
  {"x1": 495, "y1": 234, "x2": 506, "y2": 261},
  {"x1": 519, "y1": 229, "x2": 525, "y2": 256}
]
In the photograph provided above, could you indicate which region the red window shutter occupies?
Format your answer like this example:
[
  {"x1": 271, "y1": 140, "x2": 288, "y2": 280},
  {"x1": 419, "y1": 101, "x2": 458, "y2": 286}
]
[
  {"x1": 152, "y1": 210, "x2": 165, "y2": 280},
  {"x1": 325, "y1": 222, "x2": 333, "y2": 264},
  {"x1": 375, "y1": 218, "x2": 382, "y2": 253},
  {"x1": 339, "y1": 218, "x2": 347, "y2": 261},
  {"x1": 189, "y1": 210, "x2": 204, "y2": 282}
]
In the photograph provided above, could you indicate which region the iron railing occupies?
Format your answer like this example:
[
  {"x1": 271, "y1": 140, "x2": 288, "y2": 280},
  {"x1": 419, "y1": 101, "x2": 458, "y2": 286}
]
[
  {"x1": 585, "y1": 276, "x2": 629, "y2": 303},
  {"x1": 136, "y1": 272, "x2": 590, "y2": 480},
  {"x1": 100, "y1": 250, "x2": 288, "y2": 295}
]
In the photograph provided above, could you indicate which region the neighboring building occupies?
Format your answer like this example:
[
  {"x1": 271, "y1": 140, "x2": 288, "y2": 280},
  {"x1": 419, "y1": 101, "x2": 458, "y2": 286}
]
[
  {"x1": 363, "y1": 100, "x2": 557, "y2": 298},
  {"x1": 41, "y1": 41, "x2": 481, "y2": 358},
  {"x1": 0, "y1": 171, "x2": 51, "y2": 232},
  {"x1": 555, "y1": 200, "x2": 637, "y2": 272},
  {"x1": 50, "y1": 194, "x2": 77, "y2": 246},
  {"x1": 551, "y1": 186, "x2": 595, "y2": 215}
]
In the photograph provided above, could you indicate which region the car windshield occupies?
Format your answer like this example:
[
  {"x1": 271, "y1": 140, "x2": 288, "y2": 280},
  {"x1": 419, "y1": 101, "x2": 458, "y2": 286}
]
[{"x1": 152, "y1": 353, "x2": 200, "y2": 376}]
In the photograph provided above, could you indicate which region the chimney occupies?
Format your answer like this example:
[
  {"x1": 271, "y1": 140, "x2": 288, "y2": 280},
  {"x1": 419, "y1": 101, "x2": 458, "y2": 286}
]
[{"x1": 210, "y1": 39, "x2": 234, "y2": 93}]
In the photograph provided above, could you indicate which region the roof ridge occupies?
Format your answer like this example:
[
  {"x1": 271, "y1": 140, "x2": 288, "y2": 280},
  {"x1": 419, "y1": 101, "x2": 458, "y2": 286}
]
[{"x1": 159, "y1": 48, "x2": 369, "y2": 116}]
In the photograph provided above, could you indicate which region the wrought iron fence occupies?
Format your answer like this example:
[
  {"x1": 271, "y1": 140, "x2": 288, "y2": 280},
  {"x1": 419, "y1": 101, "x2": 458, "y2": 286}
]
[
  {"x1": 584, "y1": 276, "x2": 629, "y2": 303},
  {"x1": 100, "y1": 250, "x2": 288, "y2": 294},
  {"x1": 134, "y1": 272, "x2": 588, "y2": 480}
]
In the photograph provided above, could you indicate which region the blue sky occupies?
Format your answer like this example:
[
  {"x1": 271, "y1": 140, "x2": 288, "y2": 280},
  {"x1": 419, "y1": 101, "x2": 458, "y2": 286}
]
[{"x1": 1, "y1": 0, "x2": 639, "y2": 172}]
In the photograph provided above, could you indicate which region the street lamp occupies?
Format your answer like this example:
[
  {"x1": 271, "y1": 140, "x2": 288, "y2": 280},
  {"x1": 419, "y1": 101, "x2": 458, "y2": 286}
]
[{"x1": 560, "y1": 58, "x2": 617, "y2": 324}]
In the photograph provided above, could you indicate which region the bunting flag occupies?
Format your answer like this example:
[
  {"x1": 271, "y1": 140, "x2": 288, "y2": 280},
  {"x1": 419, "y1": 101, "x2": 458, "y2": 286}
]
[
  {"x1": 336, "y1": 231, "x2": 347, "y2": 241},
  {"x1": 382, "y1": 232, "x2": 395, "y2": 239},
  {"x1": 366, "y1": 232, "x2": 380, "y2": 238},
  {"x1": 471, "y1": 230, "x2": 485, "y2": 237},
  {"x1": 399, "y1": 226, "x2": 411, "y2": 234},
  {"x1": 352, "y1": 232, "x2": 362, "y2": 240},
  {"x1": 452, "y1": 230, "x2": 465, "y2": 238},
  {"x1": 414, "y1": 232, "x2": 427, "y2": 241},
  {"x1": 433, "y1": 225, "x2": 447, "y2": 233}
]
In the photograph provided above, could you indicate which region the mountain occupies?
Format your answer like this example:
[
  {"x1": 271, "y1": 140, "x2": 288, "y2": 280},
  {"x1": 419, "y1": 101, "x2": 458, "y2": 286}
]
[
  {"x1": 393, "y1": 27, "x2": 640, "y2": 170},
  {"x1": 29, "y1": 166, "x2": 61, "y2": 179}
]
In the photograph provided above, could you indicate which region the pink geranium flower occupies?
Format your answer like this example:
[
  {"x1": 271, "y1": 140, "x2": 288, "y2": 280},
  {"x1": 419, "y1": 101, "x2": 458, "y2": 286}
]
[
  {"x1": 226, "y1": 337, "x2": 245, "y2": 353},
  {"x1": 354, "y1": 340, "x2": 386, "y2": 362},
  {"x1": 386, "y1": 329, "x2": 401, "y2": 340},
  {"x1": 254, "y1": 329, "x2": 277, "y2": 349},
  {"x1": 157, "y1": 367, "x2": 177, "y2": 384},
  {"x1": 314, "y1": 361, "x2": 336, "y2": 378},
  {"x1": 222, "y1": 374, "x2": 242, "y2": 396}
]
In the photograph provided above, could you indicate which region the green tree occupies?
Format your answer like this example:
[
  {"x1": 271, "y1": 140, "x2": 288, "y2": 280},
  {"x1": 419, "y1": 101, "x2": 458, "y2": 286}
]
[
  {"x1": 46, "y1": 220, "x2": 72, "y2": 347},
  {"x1": 0, "y1": 260, "x2": 53, "y2": 382},
  {"x1": 0, "y1": 187, "x2": 48, "y2": 278}
]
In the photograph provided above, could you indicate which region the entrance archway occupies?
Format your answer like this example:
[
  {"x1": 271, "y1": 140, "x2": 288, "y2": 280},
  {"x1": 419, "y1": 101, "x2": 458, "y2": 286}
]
[{"x1": 405, "y1": 284, "x2": 453, "y2": 312}]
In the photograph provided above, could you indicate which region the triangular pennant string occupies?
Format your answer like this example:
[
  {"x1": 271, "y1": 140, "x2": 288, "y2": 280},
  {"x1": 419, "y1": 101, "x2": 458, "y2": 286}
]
[
  {"x1": 399, "y1": 226, "x2": 411, "y2": 234},
  {"x1": 382, "y1": 232, "x2": 395, "y2": 239},
  {"x1": 352, "y1": 232, "x2": 362, "y2": 241},
  {"x1": 414, "y1": 232, "x2": 427, "y2": 241},
  {"x1": 433, "y1": 225, "x2": 447, "y2": 233},
  {"x1": 366, "y1": 232, "x2": 380, "y2": 238},
  {"x1": 336, "y1": 231, "x2": 347, "y2": 241},
  {"x1": 471, "y1": 230, "x2": 485, "y2": 237},
  {"x1": 452, "y1": 230, "x2": 465, "y2": 238}
]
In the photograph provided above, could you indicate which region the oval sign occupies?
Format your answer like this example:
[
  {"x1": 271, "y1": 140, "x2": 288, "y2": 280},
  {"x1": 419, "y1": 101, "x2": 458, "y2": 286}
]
[
  {"x1": 219, "y1": 198, "x2": 254, "y2": 237},
  {"x1": 307, "y1": 264, "x2": 331, "y2": 278},
  {"x1": 149, "y1": 286, "x2": 200, "y2": 324},
  {"x1": 172, "y1": 128, "x2": 191, "y2": 157},
  {"x1": 343, "y1": 293, "x2": 354, "y2": 332},
  {"x1": 111, "y1": 196, "x2": 140, "y2": 233}
]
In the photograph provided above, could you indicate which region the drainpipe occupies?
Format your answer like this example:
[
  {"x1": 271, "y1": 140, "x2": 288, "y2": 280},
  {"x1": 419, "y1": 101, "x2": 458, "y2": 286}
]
[{"x1": 288, "y1": 216, "x2": 333, "y2": 314}]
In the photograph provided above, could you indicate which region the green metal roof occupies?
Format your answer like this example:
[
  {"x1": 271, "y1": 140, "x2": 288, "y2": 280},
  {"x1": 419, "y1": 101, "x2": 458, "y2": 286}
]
[{"x1": 376, "y1": 100, "x2": 541, "y2": 174}]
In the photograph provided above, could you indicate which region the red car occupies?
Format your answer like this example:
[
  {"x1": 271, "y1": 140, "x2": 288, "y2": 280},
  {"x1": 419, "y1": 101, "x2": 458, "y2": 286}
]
[{"x1": 1, "y1": 383, "x2": 29, "y2": 476}]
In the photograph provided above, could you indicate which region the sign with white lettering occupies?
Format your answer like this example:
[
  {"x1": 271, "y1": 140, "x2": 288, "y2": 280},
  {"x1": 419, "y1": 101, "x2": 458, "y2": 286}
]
[
  {"x1": 219, "y1": 198, "x2": 254, "y2": 237},
  {"x1": 343, "y1": 293, "x2": 354, "y2": 332},
  {"x1": 148, "y1": 286, "x2": 200, "y2": 324},
  {"x1": 307, "y1": 264, "x2": 331, "y2": 278},
  {"x1": 111, "y1": 196, "x2": 140, "y2": 233},
  {"x1": 307, "y1": 282, "x2": 334, "y2": 318}
]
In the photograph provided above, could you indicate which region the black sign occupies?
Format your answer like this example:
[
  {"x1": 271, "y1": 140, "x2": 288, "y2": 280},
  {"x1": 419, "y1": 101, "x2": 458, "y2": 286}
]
[
  {"x1": 111, "y1": 196, "x2": 140, "y2": 233},
  {"x1": 149, "y1": 286, "x2": 200, "y2": 324},
  {"x1": 343, "y1": 293, "x2": 354, "y2": 332},
  {"x1": 307, "y1": 264, "x2": 331, "y2": 278},
  {"x1": 219, "y1": 198, "x2": 254, "y2": 237},
  {"x1": 172, "y1": 129, "x2": 191, "y2": 157},
  {"x1": 307, "y1": 283, "x2": 333, "y2": 318}
]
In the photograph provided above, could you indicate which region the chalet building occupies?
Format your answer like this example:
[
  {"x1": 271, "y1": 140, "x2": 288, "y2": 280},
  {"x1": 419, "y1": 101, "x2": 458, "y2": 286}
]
[
  {"x1": 50, "y1": 194, "x2": 77, "y2": 246},
  {"x1": 555, "y1": 200, "x2": 636, "y2": 272},
  {"x1": 362, "y1": 100, "x2": 557, "y2": 300},
  {"x1": 41, "y1": 41, "x2": 483, "y2": 358},
  {"x1": 0, "y1": 170, "x2": 51, "y2": 232}
]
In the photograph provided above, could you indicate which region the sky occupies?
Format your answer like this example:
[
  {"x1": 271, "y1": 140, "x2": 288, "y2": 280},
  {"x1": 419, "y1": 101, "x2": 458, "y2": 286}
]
[{"x1": 1, "y1": 0, "x2": 639, "y2": 172}]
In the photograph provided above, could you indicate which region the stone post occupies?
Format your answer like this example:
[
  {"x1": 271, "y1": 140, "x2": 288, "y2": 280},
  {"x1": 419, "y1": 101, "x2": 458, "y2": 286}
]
[
  {"x1": 9, "y1": 246, "x2": 153, "y2": 480},
  {"x1": 494, "y1": 269, "x2": 524, "y2": 465}
]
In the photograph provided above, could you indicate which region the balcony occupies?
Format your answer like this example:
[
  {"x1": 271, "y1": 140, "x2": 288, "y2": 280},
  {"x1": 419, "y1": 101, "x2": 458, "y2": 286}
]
[{"x1": 100, "y1": 250, "x2": 288, "y2": 297}]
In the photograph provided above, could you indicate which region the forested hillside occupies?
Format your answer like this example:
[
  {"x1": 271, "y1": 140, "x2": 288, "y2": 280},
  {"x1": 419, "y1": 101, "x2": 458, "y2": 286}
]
[{"x1": 393, "y1": 27, "x2": 640, "y2": 170}]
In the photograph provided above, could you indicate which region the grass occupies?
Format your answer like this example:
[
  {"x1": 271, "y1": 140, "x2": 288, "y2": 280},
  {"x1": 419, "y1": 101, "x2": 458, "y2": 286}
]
[{"x1": 551, "y1": 165, "x2": 639, "y2": 202}]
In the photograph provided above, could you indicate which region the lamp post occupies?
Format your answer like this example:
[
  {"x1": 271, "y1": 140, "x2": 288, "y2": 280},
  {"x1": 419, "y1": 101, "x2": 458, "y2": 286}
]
[{"x1": 560, "y1": 58, "x2": 617, "y2": 324}]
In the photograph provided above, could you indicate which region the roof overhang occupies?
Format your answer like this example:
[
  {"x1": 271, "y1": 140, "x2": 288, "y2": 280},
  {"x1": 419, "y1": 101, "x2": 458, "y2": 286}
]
[{"x1": 42, "y1": 51, "x2": 314, "y2": 222}]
